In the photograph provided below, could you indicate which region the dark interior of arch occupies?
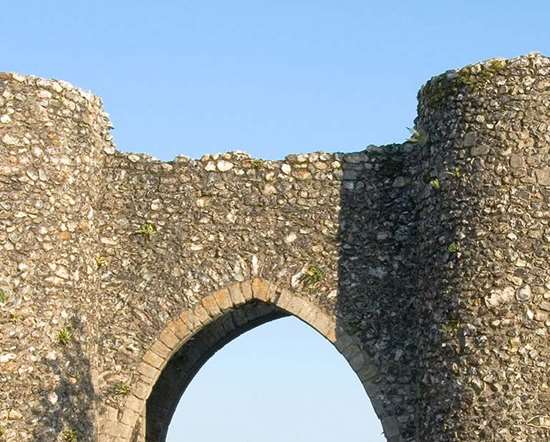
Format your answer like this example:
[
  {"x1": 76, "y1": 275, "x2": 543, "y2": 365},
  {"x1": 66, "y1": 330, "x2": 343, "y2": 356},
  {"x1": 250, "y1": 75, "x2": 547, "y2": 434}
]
[{"x1": 139, "y1": 300, "x2": 289, "y2": 442}]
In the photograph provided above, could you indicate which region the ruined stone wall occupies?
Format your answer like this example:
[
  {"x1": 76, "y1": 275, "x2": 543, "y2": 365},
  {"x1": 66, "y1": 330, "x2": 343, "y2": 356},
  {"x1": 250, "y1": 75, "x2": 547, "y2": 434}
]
[
  {"x1": 0, "y1": 54, "x2": 548, "y2": 442},
  {"x1": 0, "y1": 73, "x2": 112, "y2": 441},
  {"x1": 413, "y1": 55, "x2": 550, "y2": 441}
]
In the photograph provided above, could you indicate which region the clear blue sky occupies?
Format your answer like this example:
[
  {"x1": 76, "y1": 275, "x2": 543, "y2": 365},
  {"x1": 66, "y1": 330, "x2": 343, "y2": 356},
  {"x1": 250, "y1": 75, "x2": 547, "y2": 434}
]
[
  {"x1": 3, "y1": 1, "x2": 549, "y2": 161},
  {"x1": 2, "y1": 2, "x2": 548, "y2": 440},
  {"x1": 168, "y1": 317, "x2": 384, "y2": 442}
]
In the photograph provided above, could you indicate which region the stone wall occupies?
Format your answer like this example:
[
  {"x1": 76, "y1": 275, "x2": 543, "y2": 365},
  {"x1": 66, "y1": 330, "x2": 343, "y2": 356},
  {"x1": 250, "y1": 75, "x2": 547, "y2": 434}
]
[
  {"x1": 0, "y1": 54, "x2": 548, "y2": 442},
  {"x1": 413, "y1": 55, "x2": 550, "y2": 441}
]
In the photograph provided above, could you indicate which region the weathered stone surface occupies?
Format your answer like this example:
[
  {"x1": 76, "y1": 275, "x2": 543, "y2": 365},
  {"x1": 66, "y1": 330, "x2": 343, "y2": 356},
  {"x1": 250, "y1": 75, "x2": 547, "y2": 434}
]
[
  {"x1": 0, "y1": 54, "x2": 549, "y2": 442},
  {"x1": 414, "y1": 53, "x2": 549, "y2": 441}
]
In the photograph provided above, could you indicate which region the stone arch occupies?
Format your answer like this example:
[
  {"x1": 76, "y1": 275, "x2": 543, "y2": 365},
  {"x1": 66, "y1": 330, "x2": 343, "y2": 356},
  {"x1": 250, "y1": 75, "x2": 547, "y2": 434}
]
[{"x1": 101, "y1": 278, "x2": 402, "y2": 441}]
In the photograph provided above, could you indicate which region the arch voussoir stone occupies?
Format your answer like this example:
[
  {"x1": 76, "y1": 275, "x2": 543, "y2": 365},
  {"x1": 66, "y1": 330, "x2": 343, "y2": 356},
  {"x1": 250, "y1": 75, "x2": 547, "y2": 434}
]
[
  {"x1": 212, "y1": 287, "x2": 233, "y2": 311},
  {"x1": 227, "y1": 282, "x2": 246, "y2": 305}
]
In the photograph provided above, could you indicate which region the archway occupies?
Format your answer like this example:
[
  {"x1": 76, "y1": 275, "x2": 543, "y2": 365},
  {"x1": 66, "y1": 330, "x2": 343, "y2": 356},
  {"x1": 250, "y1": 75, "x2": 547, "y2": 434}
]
[
  {"x1": 166, "y1": 316, "x2": 385, "y2": 441},
  {"x1": 108, "y1": 279, "x2": 401, "y2": 441}
]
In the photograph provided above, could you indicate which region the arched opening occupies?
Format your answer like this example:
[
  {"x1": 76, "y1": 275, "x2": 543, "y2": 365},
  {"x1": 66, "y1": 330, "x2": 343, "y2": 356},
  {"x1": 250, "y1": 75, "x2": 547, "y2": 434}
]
[
  {"x1": 110, "y1": 279, "x2": 400, "y2": 441},
  {"x1": 166, "y1": 316, "x2": 385, "y2": 441}
]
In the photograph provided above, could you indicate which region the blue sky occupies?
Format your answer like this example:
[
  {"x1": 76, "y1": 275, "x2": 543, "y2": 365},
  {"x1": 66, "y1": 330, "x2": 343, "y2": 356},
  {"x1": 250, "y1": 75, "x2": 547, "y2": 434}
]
[
  {"x1": 2, "y1": 2, "x2": 548, "y2": 440},
  {"x1": 169, "y1": 317, "x2": 384, "y2": 441},
  {"x1": 3, "y1": 1, "x2": 549, "y2": 161}
]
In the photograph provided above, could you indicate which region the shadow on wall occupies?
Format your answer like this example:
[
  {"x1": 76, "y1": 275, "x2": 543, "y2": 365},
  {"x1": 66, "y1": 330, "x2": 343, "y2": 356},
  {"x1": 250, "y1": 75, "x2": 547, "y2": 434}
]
[
  {"x1": 31, "y1": 317, "x2": 96, "y2": 442},
  {"x1": 337, "y1": 143, "x2": 477, "y2": 440},
  {"x1": 337, "y1": 146, "x2": 421, "y2": 441}
]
